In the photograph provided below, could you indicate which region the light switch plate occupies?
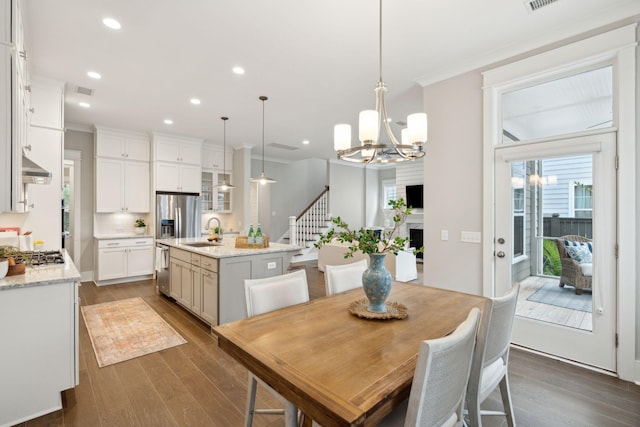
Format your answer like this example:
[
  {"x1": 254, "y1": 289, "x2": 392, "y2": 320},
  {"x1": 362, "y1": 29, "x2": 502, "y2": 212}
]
[
  {"x1": 441, "y1": 230, "x2": 448, "y2": 241},
  {"x1": 460, "y1": 231, "x2": 481, "y2": 243}
]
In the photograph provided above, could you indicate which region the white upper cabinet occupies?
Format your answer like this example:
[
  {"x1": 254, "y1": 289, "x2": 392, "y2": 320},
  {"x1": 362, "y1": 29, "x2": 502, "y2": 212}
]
[
  {"x1": 29, "y1": 80, "x2": 62, "y2": 129},
  {"x1": 95, "y1": 127, "x2": 150, "y2": 162},
  {"x1": 153, "y1": 133, "x2": 202, "y2": 165},
  {"x1": 202, "y1": 144, "x2": 233, "y2": 172},
  {"x1": 95, "y1": 127, "x2": 150, "y2": 213}
]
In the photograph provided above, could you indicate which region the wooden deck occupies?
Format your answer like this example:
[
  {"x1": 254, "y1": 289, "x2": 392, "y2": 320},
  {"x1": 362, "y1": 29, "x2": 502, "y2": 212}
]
[{"x1": 516, "y1": 275, "x2": 592, "y2": 331}]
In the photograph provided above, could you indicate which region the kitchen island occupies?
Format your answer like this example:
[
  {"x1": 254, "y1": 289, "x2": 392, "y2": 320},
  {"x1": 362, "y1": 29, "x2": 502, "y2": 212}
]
[
  {"x1": 0, "y1": 251, "x2": 80, "y2": 427},
  {"x1": 156, "y1": 237, "x2": 302, "y2": 325}
]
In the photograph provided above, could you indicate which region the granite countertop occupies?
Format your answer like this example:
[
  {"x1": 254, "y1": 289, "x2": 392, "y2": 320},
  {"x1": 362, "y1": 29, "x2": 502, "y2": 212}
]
[
  {"x1": 157, "y1": 237, "x2": 302, "y2": 259},
  {"x1": 0, "y1": 250, "x2": 81, "y2": 291},
  {"x1": 94, "y1": 234, "x2": 154, "y2": 239}
]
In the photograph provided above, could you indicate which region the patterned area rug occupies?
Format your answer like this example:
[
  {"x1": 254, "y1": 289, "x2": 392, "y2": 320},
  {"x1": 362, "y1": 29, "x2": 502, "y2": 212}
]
[
  {"x1": 527, "y1": 282, "x2": 592, "y2": 313},
  {"x1": 82, "y1": 297, "x2": 187, "y2": 367}
]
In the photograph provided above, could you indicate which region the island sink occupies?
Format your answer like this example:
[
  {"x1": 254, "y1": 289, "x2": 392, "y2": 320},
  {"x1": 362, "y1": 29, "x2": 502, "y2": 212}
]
[{"x1": 184, "y1": 241, "x2": 223, "y2": 247}]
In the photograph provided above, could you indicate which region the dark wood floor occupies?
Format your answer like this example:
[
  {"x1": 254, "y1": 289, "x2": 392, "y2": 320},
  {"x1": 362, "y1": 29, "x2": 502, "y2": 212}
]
[{"x1": 16, "y1": 261, "x2": 640, "y2": 427}]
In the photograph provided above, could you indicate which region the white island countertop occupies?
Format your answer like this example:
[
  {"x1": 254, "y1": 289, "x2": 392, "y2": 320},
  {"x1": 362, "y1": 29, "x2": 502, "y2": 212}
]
[
  {"x1": 157, "y1": 236, "x2": 302, "y2": 259},
  {"x1": 0, "y1": 251, "x2": 81, "y2": 291}
]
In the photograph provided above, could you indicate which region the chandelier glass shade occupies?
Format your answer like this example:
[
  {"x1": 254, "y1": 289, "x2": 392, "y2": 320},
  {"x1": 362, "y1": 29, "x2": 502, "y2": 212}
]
[
  {"x1": 216, "y1": 116, "x2": 235, "y2": 190},
  {"x1": 334, "y1": 0, "x2": 427, "y2": 164},
  {"x1": 250, "y1": 96, "x2": 276, "y2": 185}
]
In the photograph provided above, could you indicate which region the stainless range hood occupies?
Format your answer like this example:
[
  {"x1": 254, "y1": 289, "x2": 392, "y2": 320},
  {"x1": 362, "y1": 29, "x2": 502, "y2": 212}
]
[{"x1": 22, "y1": 155, "x2": 52, "y2": 184}]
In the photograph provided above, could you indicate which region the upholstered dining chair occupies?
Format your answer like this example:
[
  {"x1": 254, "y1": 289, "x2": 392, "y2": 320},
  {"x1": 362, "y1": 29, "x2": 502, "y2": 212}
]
[
  {"x1": 324, "y1": 259, "x2": 368, "y2": 296},
  {"x1": 243, "y1": 269, "x2": 310, "y2": 427},
  {"x1": 465, "y1": 283, "x2": 520, "y2": 427},
  {"x1": 375, "y1": 308, "x2": 481, "y2": 427}
]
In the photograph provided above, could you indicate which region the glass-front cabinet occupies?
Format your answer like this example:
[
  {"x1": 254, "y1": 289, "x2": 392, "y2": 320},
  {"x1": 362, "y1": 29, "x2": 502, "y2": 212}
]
[{"x1": 201, "y1": 170, "x2": 231, "y2": 212}]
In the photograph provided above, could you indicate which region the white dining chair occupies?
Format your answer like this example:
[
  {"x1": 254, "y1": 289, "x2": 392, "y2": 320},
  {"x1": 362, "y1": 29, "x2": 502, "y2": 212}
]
[
  {"x1": 465, "y1": 284, "x2": 520, "y2": 427},
  {"x1": 377, "y1": 307, "x2": 481, "y2": 427},
  {"x1": 324, "y1": 259, "x2": 368, "y2": 296},
  {"x1": 243, "y1": 269, "x2": 310, "y2": 427}
]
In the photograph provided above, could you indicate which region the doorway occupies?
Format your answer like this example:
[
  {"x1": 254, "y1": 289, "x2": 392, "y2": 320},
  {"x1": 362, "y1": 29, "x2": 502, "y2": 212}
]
[
  {"x1": 63, "y1": 150, "x2": 81, "y2": 268},
  {"x1": 494, "y1": 132, "x2": 617, "y2": 371}
]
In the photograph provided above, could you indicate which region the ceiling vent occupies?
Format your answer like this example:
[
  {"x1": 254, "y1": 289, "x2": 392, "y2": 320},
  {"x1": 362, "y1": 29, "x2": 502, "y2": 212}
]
[
  {"x1": 76, "y1": 86, "x2": 93, "y2": 96},
  {"x1": 524, "y1": 0, "x2": 559, "y2": 13},
  {"x1": 267, "y1": 142, "x2": 299, "y2": 151}
]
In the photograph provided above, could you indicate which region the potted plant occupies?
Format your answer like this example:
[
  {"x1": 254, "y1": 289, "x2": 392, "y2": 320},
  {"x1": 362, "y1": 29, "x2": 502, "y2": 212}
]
[
  {"x1": 316, "y1": 199, "x2": 423, "y2": 312},
  {"x1": 134, "y1": 218, "x2": 147, "y2": 235}
]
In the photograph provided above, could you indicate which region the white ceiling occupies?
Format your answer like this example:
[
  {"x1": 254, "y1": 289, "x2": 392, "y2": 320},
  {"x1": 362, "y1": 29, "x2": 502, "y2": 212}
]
[{"x1": 24, "y1": 0, "x2": 640, "y2": 163}]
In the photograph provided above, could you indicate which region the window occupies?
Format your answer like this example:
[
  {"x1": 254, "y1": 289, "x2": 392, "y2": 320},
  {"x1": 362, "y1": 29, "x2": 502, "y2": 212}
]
[
  {"x1": 512, "y1": 162, "x2": 525, "y2": 258},
  {"x1": 382, "y1": 180, "x2": 397, "y2": 210},
  {"x1": 572, "y1": 181, "x2": 593, "y2": 218}
]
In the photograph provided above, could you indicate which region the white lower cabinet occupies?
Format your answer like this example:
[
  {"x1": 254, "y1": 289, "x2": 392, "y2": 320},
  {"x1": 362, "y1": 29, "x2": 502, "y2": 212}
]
[
  {"x1": 96, "y1": 238, "x2": 154, "y2": 283},
  {"x1": 169, "y1": 247, "x2": 218, "y2": 325}
]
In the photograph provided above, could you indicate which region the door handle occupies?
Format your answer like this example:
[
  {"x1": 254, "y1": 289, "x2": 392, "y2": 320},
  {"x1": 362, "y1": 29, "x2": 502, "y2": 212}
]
[{"x1": 496, "y1": 251, "x2": 506, "y2": 258}]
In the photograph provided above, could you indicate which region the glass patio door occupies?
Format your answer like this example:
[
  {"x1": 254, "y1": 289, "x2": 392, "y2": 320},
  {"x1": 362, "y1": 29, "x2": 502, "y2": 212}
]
[{"x1": 494, "y1": 132, "x2": 616, "y2": 372}]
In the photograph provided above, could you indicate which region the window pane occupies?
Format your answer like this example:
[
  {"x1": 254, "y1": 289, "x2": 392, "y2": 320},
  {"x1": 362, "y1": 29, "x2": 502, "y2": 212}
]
[{"x1": 502, "y1": 66, "x2": 613, "y2": 142}]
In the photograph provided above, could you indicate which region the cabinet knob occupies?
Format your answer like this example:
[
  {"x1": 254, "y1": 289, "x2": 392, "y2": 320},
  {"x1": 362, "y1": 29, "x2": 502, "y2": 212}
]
[
  {"x1": 29, "y1": 107, "x2": 35, "y2": 113},
  {"x1": 24, "y1": 144, "x2": 31, "y2": 151},
  {"x1": 24, "y1": 85, "x2": 31, "y2": 92}
]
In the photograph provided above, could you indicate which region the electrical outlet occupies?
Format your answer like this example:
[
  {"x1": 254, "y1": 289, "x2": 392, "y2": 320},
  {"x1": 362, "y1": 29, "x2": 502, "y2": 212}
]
[{"x1": 267, "y1": 262, "x2": 276, "y2": 269}]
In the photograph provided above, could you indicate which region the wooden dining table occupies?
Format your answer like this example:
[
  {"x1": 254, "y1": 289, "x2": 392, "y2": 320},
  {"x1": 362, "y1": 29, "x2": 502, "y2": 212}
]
[{"x1": 212, "y1": 282, "x2": 488, "y2": 427}]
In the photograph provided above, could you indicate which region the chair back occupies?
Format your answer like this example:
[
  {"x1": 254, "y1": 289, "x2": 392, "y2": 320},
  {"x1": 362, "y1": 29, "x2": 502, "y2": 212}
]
[
  {"x1": 480, "y1": 283, "x2": 519, "y2": 368},
  {"x1": 405, "y1": 308, "x2": 481, "y2": 427},
  {"x1": 244, "y1": 269, "x2": 310, "y2": 317},
  {"x1": 324, "y1": 259, "x2": 368, "y2": 296}
]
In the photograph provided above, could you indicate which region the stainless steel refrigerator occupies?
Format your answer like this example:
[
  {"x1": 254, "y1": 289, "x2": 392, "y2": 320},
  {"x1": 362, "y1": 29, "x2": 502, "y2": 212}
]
[{"x1": 155, "y1": 192, "x2": 201, "y2": 239}]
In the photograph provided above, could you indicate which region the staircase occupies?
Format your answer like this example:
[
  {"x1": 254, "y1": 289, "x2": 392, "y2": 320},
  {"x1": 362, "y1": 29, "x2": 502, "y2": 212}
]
[{"x1": 288, "y1": 186, "x2": 332, "y2": 262}]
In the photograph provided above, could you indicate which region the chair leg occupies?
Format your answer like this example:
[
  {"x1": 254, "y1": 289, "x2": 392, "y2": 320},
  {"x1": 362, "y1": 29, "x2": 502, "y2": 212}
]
[
  {"x1": 575, "y1": 288, "x2": 583, "y2": 295},
  {"x1": 466, "y1": 396, "x2": 483, "y2": 427},
  {"x1": 283, "y1": 401, "x2": 298, "y2": 427},
  {"x1": 245, "y1": 374, "x2": 258, "y2": 427},
  {"x1": 498, "y1": 374, "x2": 516, "y2": 427}
]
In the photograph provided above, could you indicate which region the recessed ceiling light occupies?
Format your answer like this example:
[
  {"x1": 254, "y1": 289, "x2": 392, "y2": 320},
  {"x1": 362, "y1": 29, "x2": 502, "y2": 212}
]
[
  {"x1": 232, "y1": 66, "x2": 245, "y2": 75},
  {"x1": 87, "y1": 71, "x2": 102, "y2": 79},
  {"x1": 190, "y1": 98, "x2": 201, "y2": 105},
  {"x1": 302, "y1": 140, "x2": 310, "y2": 145},
  {"x1": 102, "y1": 17, "x2": 121, "y2": 30},
  {"x1": 79, "y1": 102, "x2": 91, "y2": 108},
  {"x1": 164, "y1": 119, "x2": 173, "y2": 125}
]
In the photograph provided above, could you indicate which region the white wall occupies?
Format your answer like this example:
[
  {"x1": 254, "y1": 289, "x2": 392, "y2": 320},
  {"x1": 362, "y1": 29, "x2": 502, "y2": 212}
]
[{"x1": 422, "y1": 71, "x2": 484, "y2": 294}]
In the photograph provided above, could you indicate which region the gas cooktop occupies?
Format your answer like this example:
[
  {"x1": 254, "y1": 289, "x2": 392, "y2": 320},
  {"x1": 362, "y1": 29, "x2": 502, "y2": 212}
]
[{"x1": 23, "y1": 250, "x2": 65, "y2": 266}]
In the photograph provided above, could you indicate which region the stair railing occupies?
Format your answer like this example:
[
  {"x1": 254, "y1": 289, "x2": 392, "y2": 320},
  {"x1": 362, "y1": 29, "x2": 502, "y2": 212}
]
[{"x1": 289, "y1": 186, "x2": 329, "y2": 246}]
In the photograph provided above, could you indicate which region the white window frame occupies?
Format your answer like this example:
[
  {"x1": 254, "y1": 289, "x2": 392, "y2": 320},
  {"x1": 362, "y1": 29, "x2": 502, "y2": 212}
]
[
  {"x1": 570, "y1": 180, "x2": 593, "y2": 218},
  {"x1": 381, "y1": 179, "x2": 397, "y2": 210}
]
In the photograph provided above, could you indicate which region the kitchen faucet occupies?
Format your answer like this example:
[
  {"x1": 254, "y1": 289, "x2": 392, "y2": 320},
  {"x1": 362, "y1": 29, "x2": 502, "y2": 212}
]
[{"x1": 206, "y1": 217, "x2": 222, "y2": 241}]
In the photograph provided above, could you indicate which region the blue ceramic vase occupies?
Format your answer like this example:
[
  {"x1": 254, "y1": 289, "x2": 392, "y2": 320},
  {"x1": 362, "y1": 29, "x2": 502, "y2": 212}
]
[{"x1": 362, "y1": 253, "x2": 392, "y2": 313}]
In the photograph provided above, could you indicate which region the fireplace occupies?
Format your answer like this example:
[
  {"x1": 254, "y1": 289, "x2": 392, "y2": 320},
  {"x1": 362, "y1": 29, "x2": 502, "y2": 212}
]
[{"x1": 409, "y1": 228, "x2": 423, "y2": 259}]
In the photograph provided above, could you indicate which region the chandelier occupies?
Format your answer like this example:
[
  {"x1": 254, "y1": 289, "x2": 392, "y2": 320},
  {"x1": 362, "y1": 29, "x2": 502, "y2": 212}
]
[
  {"x1": 250, "y1": 96, "x2": 276, "y2": 184},
  {"x1": 216, "y1": 116, "x2": 235, "y2": 190},
  {"x1": 334, "y1": 0, "x2": 427, "y2": 164}
]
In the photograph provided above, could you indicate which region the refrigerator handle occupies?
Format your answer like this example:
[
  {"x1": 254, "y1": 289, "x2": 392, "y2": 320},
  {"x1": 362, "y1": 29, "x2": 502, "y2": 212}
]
[{"x1": 176, "y1": 207, "x2": 182, "y2": 237}]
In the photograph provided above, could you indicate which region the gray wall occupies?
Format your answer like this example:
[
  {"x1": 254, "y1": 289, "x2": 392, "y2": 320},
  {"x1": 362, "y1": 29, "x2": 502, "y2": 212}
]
[
  {"x1": 422, "y1": 70, "x2": 484, "y2": 295},
  {"x1": 328, "y1": 161, "x2": 367, "y2": 230},
  {"x1": 64, "y1": 129, "x2": 94, "y2": 277},
  {"x1": 251, "y1": 158, "x2": 327, "y2": 240}
]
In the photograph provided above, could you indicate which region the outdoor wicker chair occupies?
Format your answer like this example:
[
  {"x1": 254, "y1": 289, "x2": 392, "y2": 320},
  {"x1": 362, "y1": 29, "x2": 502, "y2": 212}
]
[{"x1": 554, "y1": 235, "x2": 593, "y2": 295}]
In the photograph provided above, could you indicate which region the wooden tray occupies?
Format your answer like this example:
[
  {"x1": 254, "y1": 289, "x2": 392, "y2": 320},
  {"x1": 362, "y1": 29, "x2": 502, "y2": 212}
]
[{"x1": 235, "y1": 235, "x2": 269, "y2": 249}]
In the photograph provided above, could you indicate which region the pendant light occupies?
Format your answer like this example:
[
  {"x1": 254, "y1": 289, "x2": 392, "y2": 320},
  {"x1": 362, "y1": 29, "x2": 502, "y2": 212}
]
[
  {"x1": 250, "y1": 96, "x2": 276, "y2": 184},
  {"x1": 216, "y1": 116, "x2": 235, "y2": 190},
  {"x1": 333, "y1": 0, "x2": 427, "y2": 164}
]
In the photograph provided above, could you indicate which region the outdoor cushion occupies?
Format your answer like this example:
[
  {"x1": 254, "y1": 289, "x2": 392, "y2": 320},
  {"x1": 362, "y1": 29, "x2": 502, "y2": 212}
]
[
  {"x1": 564, "y1": 242, "x2": 592, "y2": 263},
  {"x1": 564, "y1": 239, "x2": 592, "y2": 253},
  {"x1": 580, "y1": 263, "x2": 593, "y2": 277}
]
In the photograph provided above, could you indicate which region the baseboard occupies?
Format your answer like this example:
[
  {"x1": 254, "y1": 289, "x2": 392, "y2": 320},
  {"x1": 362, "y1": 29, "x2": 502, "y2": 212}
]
[{"x1": 635, "y1": 360, "x2": 640, "y2": 385}]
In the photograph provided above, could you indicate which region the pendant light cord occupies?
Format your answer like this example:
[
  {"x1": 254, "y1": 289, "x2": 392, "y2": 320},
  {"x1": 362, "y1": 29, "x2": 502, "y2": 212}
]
[
  {"x1": 378, "y1": 0, "x2": 383, "y2": 84},
  {"x1": 260, "y1": 96, "x2": 268, "y2": 174},
  {"x1": 221, "y1": 116, "x2": 228, "y2": 174}
]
